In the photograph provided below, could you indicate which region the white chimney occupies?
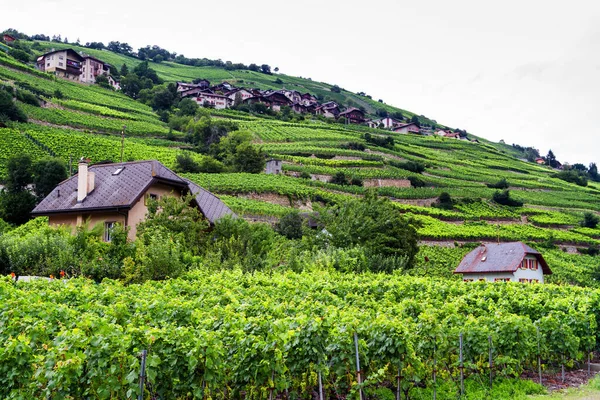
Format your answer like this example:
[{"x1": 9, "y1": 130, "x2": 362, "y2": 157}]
[{"x1": 77, "y1": 158, "x2": 93, "y2": 202}]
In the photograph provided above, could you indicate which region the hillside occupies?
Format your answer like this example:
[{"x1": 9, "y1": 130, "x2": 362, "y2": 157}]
[
  {"x1": 3, "y1": 33, "x2": 600, "y2": 399},
  {"x1": 1, "y1": 45, "x2": 599, "y2": 287}
]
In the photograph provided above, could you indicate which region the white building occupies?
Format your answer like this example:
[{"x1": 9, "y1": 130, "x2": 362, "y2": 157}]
[
  {"x1": 265, "y1": 159, "x2": 283, "y2": 174},
  {"x1": 454, "y1": 242, "x2": 552, "y2": 283}
]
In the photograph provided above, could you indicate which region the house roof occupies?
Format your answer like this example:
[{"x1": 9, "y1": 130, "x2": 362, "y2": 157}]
[
  {"x1": 454, "y1": 242, "x2": 552, "y2": 275},
  {"x1": 38, "y1": 48, "x2": 84, "y2": 62},
  {"x1": 393, "y1": 123, "x2": 419, "y2": 131},
  {"x1": 32, "y1": 160, "x2": 233, "y2": 224},
  {"x1": 82, "y1": 55, "x2": 107, "y2": 64},
  {"x1": 339, "y1": 107, "x2": 364, "y2": 117}
]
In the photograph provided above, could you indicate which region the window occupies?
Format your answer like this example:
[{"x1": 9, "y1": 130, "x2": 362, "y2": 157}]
[
  {"x1": 531, "y1": 279, "x2": 539, "y2": 283},
  {"x1": 104, "y1": 221, "x2": 116, "y2": 242},
  {"x1": 519, "y1": 278, "x2": 530, "y2": 283},
  {"x1": 46, "y1": 63, "x2": 50, "y2": 67},
  {"x1": 478, "y1": 278, "x2": 486, "y2": 282},
  {"x1": 58, "y1": 62, "x2": 63, "y2": 67},
  {"x1": 463, "y1": 278, "x2": 474, "y2": 282},
  {"x1": 494, "y1": 278, "x2": 510, "y2": 282}
]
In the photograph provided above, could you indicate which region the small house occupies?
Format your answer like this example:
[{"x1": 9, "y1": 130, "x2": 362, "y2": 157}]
[
  {"x1": 195, "y1": 92, "x2": 233, "y2": 109},
  {"x1": 108, "y1": 75, "x2": 121, "y2": 90},
  {"x1": 392, "y1": 122, "x2": 420, "y2": 134},
  {"x1": 535, "y1": 157, "x2": 545, "y2": 165},
  {"x1": 367, "y1": 117, "x2": 402, "y2": 129},
  {"x1": 36, "y1": 48, "x2": 84, "y2": 81},
  {"x1": 31, "y1": 159, "x2": 234, "y2": 241},
  {"x1": 265, "y1": 159, "x2": 283, "y2": 174},
  {"x1": 454, "y1": 242, "x2": 552, "y2": 283},
  {"x1": 3, "y1": 34, "x2": 16, "y2": 43},
  {"x1": 338, "y1": 108, "x2": 366, "y2": 124}
]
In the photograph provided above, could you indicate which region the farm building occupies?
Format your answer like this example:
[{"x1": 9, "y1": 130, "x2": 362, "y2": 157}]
[
  {"x1": 265, "y1": 159, "x2": 283, "y2": 174},
  {"x1": 32, "y1": 159, "x2": 233, "y2": 241},
  {"x1": 454, "y1": 242, "x2": 552, "y2": 283},
  {"x1": 392, "y1": 123, "x2": 420, "y2": 134}
]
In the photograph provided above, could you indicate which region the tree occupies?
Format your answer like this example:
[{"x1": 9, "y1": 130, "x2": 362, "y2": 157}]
[
  {"x1": 231, "y1": 142, "x2": 265, "y2": 173},
  {"x1": 8, "y1": 48, "x2": 31, "y2": 63},
  {"x1": 0, "y1": 90, "x2": 27, "y2": 123},
  {"x1": 546, "y1": 149, "x2": 557, "y2": 168},
  {"x1": 581, "y1": 212, "x2": 600, "y2": 229},
  {"x1": 492, "y1": 190, "x2": 523, "y2": 207},
  {"x1": 331, "y1": 85, "x2": 341, "y2": 93},
  {"x1": 150, "y1": 87, "x2": 176, "y2": 111},
  {"x1": 589, "y1": 163, "x2": 598, "y2": 181},
  {"x1": 95, "y1": 74, "x2": 111, "y2": 89},
  {"x1": 274, "y1": 67, "x2": 279, "y2": 72},
  {"x1": 33, "y1": 158, "x2": 67, "y2": 200},
  {"x1": 120, "y1": 73, "x2": 142, "y2": 98},
  {"x1": 275, "y1": 211, "x2": 304, "y2": 240},
  {"x1": 317, "y1": 192, "x2": 420, "y2": 271},
  {"x1": 120, "y1": 63, "x2": 129, "y2": 76},
  {"x1": 0, "y1": 155, "x2": 36, "y2": 225},
  {"x1": 260, "y1": 64, "x2": 271, "y2": 74},
  {"x1": 434, "y1": 192, "x2": 453, "y2": 210},
  {"x1": 177, "y1": 98, "x2": 199, "y2": 116},
  {"x1": 329, "y1": 172, "x2": 349, "y2": 186},
  {"x1": 248, "y1": 63, "x2": 260, "y2": 72},
  {"x1": 174, "y1": 153, "x2": 201, "y2": 173},
  {"x1": 411, "y1": 115, "x2": 421, "y2": 127}
]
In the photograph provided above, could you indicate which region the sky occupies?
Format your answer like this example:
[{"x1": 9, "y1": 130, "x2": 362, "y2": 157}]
[{"x1": 2, "y1": 0, "x2": 599, "y2": 166}]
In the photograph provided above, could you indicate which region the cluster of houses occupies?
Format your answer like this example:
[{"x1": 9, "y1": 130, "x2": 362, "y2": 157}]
[
  {"x1": 179, "y1": 80, "x2": 381, "y2": 124},
  {"x1": 35, "y1": 48, "x2": 120, "y2": 90},
  {"x1": 177, "y1": 80, "x2": 369, "y2": 124}
]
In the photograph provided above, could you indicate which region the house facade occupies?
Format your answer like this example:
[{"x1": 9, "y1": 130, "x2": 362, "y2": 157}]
[
  {"x1": 3, "y1": 34, "x2": 15, "y2": 43},
  {"x1": 393, "y1": 123, "x2": 420, "y2": 134},
  {"x1": 338, "y1": 108, "x2": 365, "y2": 124},
  {"x1": 454, "y1": 242, "x2": 552, "y2": 283},
  {"x1": 367, "y1": 117, "x2": 402, "y2": 129},
  {"x1": 31, "y1": 159, "x2": 233, "y2": 241},
  {"x1": 80, "y1": 56, "x2": 109, "y2": 84},
  {"x1": 194, "y1": 92, "x2": 233, "y2": 109},
  {"x1": 36, "y1": 49, "x2": 84, "y2": 81},
  {"x1": 265, "y1": 159, "x2": 283, "y2": 174}
]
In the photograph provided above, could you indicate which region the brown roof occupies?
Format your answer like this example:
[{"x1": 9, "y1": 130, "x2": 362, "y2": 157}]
[
  {"x1": 454, "y1": 242, "x2": 552, "y2": 275},
  {"x1": 393, "y1": 123, "x2": 419, "y2": 131},
  {"x1": 339, "y1": 107, "x2": 364, "y2": 117},
  {"x1": 39, "y1": 48, "x2": 84, "y2": 62},
  {"x1": 32, "y1": 160, "x2": 233, "y2": 224}
]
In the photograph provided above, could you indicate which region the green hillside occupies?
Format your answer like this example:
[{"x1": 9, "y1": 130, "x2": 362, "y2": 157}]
[
  {"x1": 2, "y1": 35, "x2": 600, "y2": 398},
  {"x1": 1, "y1": 45, "x2": 599, "y2": 286}
]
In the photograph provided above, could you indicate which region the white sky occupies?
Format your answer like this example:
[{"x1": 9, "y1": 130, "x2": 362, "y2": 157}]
[{"x1": 2, "y1": 0, "x2": 599, "y2": 166}]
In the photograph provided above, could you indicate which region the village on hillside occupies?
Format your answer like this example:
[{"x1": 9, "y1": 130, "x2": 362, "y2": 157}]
[{"x1": 17, "y1": 40, "x2": 476, "y2": 141}]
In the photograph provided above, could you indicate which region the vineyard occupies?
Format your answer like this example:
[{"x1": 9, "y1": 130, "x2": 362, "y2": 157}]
[
  {"x1": 1, "y1": 272, "x2": 598, "y2": 399},
  {"x1": 0, "y1": 37, "x2": 600, "y2": 399}
]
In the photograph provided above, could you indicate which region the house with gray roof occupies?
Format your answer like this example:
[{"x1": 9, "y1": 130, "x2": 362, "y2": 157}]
[
  {"x1": 454, "y1": 242, "x2": 552, "y2": 283},
  {"x1": 32, "y1": 159, "x2": 234, "y2": 241}
]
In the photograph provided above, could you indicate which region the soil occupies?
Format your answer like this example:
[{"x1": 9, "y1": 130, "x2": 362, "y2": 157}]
[{"x1": 521, "y1": 369, "x2": 598, "y2": 392}]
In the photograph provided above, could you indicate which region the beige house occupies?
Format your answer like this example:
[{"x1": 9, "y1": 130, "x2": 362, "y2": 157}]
[
  {"x1": 36, "y1": 49, "x2": 84, "y2": 81},
  {"x1": 32, "y1": 159, "x2": 233, "y2": 241}
]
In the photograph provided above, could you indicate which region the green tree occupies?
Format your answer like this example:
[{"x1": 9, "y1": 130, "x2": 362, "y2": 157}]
[
  {"x1": 546, "y1": 149, "x2": 557, "y2": 168},
  {"x1": 177, "y1": 98, "x2": 199, "y2": 116},
  {"x1": 317, "y1": 192, "x2": 420, "y2": 270},
  {"x1": 33, "y1": 158, "x2": 67, "y2": 200},
  {"x1": 231, "y1": 142, "x2": 265, "y2": 173},
  {"x1": 119, "y1": 63, "x2": 129, "y2": 76},
  {"x1": 120, "y1": 73, "x2": 142, "y2": 98},
  {"x1": 0, "y1": 155, "x2": 36, "y2": 225},
  {"x1": 589, "y1": 163, "x2": 598, "y2": 181},
  {"x1": 95, "y1": 74, "x2": 111, "y2": 89},
  {"x1": 276, "y1": 211, "x2": 304, "y2": 240},
  {"x1": 0, "y1": 90, "x2": 27, "y2": 123}
]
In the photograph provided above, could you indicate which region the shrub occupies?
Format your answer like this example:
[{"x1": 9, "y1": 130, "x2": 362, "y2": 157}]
[
  {"x1": 53, "y1": 89, "x2": 64, "y2": 99},
  {"x1": 487, "y1": 178, "x2": 509, "y2": 189},
  {"x1": 408, "y1": 176, "x2": 426, "y2": 188},
  {"x1": 275, "y1": 211, "x2": 304, "y2": 240},
  {"x1": 329, "y1": 172, "x2": 349, "y2": 186},
  {"x1": 389, "y1": 160, "x2": 425, "y2": 173},
  {"x1": 350, "y1": 177, "x2": 363, "y2": 187},
  {"x1": 16, "y1": 89, "x2": 39, "y2": 106},
  {"x1": 433, "y1": 192, "x2": 453, "y2": 210},
  {"x1": 175, "y1": 153, "x2": 201, "y2": 173},
  {"x1": 299, "y1": 171, "x2": 311, "y2": 179},
  {"x1": 0, "y1": 89, "x2": 27, "y2": 122},
  {"x1": 581, "y1": 212, "x2": 600, "y2": 229},
  {"x1": 555, "y1": 170, "x2": 588, "y2": 187},
  {"x1": 364, "y1": 132, "x2": 394, "y2": 149},
  {"x1": 492, "y1": 190, "x2": 523, "y2": 207},
  {"x1": 7, "y1": 48, "x2": 31, "y2": 63}
]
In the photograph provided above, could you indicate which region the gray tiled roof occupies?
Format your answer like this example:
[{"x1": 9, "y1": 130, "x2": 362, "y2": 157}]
[
  {"x1": 32, "y1": 160, "x2": 233, "y2": 224},
  {"x1": 454, "y1": 242, "x2": 552, "y2": 275}
]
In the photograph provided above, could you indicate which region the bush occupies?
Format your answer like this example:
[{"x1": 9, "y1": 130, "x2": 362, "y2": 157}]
[
  {"x1": 299, "y1": 171, "x2": 311, "y2": 179},
  {"x1": 487, "y1": 178, "x2": 509, "y2": 189},
  {"x1": 53, "y1": 89, "x2": 64, "y2": 99},
  {"x1": 329, "y1": 172, "x2": 349, "y2": 185},
  {"x1": 350, "y1": 177, "x2": 363, "y2": 187},
  {"x1": 364, "y1": 132, "x2": 394, "y2": 149},
  {"x1": 389, "y1": 160, "x2": 425, "y2": 173},
  {"x1": 408, "y1": 176, "x2": 426, "y2": 188},
  {"x1": 16, "y1": 89, "x2": 39, "y2": 106},
  {"x1": 175, "y1": 153, "x2": 201, "y2": 173},
  {"x1": 581, "y1": 212, "x2": 600, "y2": 229},
  {"x1": 275, "y1": 211, "x2": 303, "y2": 240},
  {"x1": 343, "y1": 142, "x2": 366, "y2": 151},
  {"x1": 0, "y1": 89, "x2": 27, "y2": 122},
  {"x1": 555, "y1": 170, "x2": 588, "y2": 187},
  {"x1": 433, "y1": 192, "x2": 453, "y2": 210},
  {"x1": 7, "y1": 48, "x2": 31, "y2": 63},
  {"x1": 492, "y1": 190, "x2": 523, "y2": 207}
]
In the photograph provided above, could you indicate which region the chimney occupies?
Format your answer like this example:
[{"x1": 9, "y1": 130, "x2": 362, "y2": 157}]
[{"x1": 77, "y1": 158, "x2": 93, "y2": 202}]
